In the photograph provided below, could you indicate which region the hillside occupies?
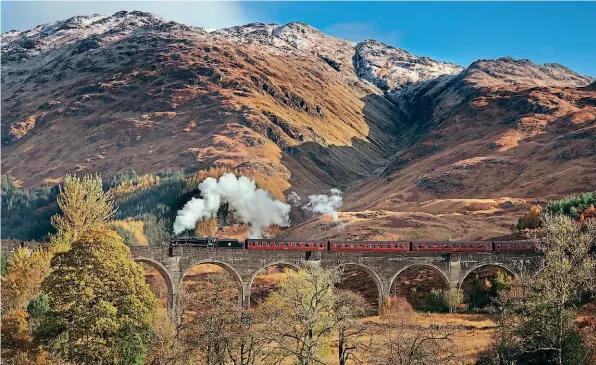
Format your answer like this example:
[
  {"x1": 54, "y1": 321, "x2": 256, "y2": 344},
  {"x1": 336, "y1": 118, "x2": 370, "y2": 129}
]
[{"x1": 2, "y1": 11, "x2": 595, "y2": 241}]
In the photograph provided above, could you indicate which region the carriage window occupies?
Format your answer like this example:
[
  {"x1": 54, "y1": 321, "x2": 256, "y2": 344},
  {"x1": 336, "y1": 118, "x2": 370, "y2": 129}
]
[
  {"x1": 266, "y1": 242, "x2": 271, "y2": 247},
  {"x1": 284, "y1": 243, "x2": 288, "y2": 247},
  {"x1": 359, "y1": 244, "x2": 364, "y2": 248},
  {"x1": 258, "y1": 243, "x2": 262, "y2": 247},
  {"x1": 275, "y1": 242, "x2": 279, "y2": 247},
  {"x1": 305, "y1": 243, "x2": 310, "y2": 247}
]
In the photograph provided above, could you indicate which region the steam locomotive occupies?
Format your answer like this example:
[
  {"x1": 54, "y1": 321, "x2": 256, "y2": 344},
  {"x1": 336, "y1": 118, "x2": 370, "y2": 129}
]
[{"x1": 170, "y1": 237, "x2": 537, "y2": 252}]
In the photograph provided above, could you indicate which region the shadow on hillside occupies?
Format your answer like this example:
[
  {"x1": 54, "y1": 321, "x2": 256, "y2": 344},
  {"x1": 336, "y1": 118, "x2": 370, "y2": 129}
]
[{"x1": 280, "y1": 93, "x2": 416, "y2": 194}]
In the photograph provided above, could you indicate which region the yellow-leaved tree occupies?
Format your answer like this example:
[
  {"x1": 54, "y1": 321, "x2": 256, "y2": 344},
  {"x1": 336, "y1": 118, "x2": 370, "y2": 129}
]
[
  {"x1": 49, "y1": 173, "x2": 116, "y2": 250},
  {"x1": 1, "y1": 173, "x2": 117, "y2": 363},
  {"x1": 260, "y1": 265, "x2": 339, "y2": 365},
  {"x1": 39, "y1": 227, "x2": 158, "y2": 365}
]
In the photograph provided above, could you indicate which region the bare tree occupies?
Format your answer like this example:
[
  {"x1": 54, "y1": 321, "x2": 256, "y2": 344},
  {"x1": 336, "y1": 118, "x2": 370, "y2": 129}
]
[
  {"x1": 259, "y1": 264, "x2": 339, "y2": 365},
  {"x1": 226, "y1": 310, "x2": 269, "y2": 365},
  {"x1": 334, "y1": 290, "x2": 368, "y2": 365},
  {"x1": 178, "y1": 272, "x2": 240, "y2": 365},
  {"x1": 364, "y1": 303, "x2": 458, "y2": 365}
]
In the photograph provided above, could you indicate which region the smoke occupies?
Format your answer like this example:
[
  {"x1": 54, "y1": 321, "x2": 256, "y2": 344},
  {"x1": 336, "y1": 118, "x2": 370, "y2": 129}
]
[
  {"x1": 286, "y1": 191, "x2": 302, "y2": 206},
  {"x1": 173, "y1": 173, "x2": 291, "y2": 238},
  {"x1": 303, "y1": 188, "x2": 343, "y2": 221}
]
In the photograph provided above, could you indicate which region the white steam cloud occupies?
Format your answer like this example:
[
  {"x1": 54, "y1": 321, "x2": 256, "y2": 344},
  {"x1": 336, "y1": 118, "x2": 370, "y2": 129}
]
[
  {"x1": 303, "y1": 188, "x2": 343, "y2": 221},
  {"x1": 173, "y1": 173, "x2": 291, "y2": 238},
  {"x1": 286, "y1": 191, "x2": 302, "y2": 206}
]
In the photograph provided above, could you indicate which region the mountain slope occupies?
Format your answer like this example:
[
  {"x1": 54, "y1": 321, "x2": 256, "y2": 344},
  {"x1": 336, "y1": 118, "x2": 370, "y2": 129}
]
[
  {"x1": 1, "y1": 12, "x2": 409, "y2": 194},
  {"x1": 2, "y1": 11, "x2": 595, "y2": 240}
]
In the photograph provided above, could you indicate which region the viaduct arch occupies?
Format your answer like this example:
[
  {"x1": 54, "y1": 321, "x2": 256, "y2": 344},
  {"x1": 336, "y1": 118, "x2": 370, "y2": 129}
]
[{"x1": 1, "y1": 242, "x2": 545, "y2": 325}]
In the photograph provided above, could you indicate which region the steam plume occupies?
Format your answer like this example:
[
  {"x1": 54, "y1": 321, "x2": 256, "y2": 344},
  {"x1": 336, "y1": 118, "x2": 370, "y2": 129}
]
[
  {"x1": 303, "y1": 188, "x2": 343, "y2": 221},
  {"x1": 173, "y1": 173, "x2": 291, "y2": 238},
  {"x1": 286, "y1": 191, "x2": 302, "y2": 206}
]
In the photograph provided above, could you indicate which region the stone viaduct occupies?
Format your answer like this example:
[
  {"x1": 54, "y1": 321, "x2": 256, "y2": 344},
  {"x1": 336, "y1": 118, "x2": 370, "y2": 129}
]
[
  {"x1": 131, "y1": 246, "x2": 545, "y2": 324},
  {"x1": 2, "y1": 241, "x2": 545, "y2": 324}
]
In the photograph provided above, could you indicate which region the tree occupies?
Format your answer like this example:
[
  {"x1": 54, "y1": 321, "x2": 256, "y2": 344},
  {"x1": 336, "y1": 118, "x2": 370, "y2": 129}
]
[
  {"x1": 39, "y1": 227, "x2": 157, "y2": 365},
  {"x1": 195, "y1": 217, "x2": 219, "y2": 237},
  {"x1": 145, "y1": 306, "x2": 176, "y2": 365},
  {"x1": 530, "y1": 214, "x2": 595, "y2": 365},
  {"x1": 178, "y1": 272, "x2": 240, "y2": 365},
  {"x1": 226, "y1": 310, "x2": 269, "y2": 365},
  {"x1": 260, "y1": 264, "x2": 338, "y2": 365},
  {"x1": 486, "y1": 214, "x2": 596, "y2": 365},
  {"x1": 1, "y1": 247, "x2": 53, "y2": 312},
  {"x1": 364, "y1": 301, "x2": 457, "y2": 365},
  {"x1": 334, "y1": 290, "x2": 368, "y2": 365},
  {"x1": 49, "y1": 174, "x2": 116, "y2": 249},
  {"x1": 443, "y1": 288, "x2": 463, "y2": 314},
  {"x1": 173, "y1": 271, "x2": 268, "y2": 365},
  {"x1": 426, "y1": 289, "x2": 447, "y2": 312}
]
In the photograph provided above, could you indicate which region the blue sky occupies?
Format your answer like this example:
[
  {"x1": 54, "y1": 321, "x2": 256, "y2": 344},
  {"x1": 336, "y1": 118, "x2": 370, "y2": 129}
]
[{"x1": 2, "y1": 1, "x2": 595, "y2": 76}]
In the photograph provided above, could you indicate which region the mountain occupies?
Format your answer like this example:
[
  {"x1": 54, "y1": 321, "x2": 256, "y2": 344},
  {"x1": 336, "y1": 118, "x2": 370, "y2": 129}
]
[{"x1": 2, "y1": 11, "x2": 595, "y2": 240}]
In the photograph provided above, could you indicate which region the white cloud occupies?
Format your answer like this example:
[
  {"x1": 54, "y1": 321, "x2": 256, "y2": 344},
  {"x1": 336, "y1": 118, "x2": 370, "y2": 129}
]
[{"x1": 2, "y1": 1, "x2": 253, "y2": 32}]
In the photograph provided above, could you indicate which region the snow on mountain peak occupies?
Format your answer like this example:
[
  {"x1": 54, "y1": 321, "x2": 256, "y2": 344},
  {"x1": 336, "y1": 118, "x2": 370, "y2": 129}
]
[
  {"x1": 354, "y1": 39, "x2": 464, "y2": 91},
  {"x1": 462, "y1": 57, "x2": 593, "y2": 88},
  {"x1": 1, "y1": 11, "x2": 164, "y2": 64}
]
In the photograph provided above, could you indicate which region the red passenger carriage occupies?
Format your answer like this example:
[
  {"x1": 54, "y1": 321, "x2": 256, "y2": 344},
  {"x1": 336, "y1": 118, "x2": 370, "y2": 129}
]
[
  {"x1": 411, "y1": 241, "x2": 492, "y2": 252},
  {"x1": 329, "y1": 241, "x2": 410, "y2": 252},
  {"x1": 493, "y1": 241, "x2": 536, "y2": 251},
  {"x1": 246, "y1": 239, "x2": 327, "y2": 251}
]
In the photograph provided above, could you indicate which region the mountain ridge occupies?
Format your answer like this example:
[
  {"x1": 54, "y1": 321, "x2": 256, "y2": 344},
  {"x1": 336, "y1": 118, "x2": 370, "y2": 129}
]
[{"x1": 2, "y1": 11, "x2": 595, "y2": 240}]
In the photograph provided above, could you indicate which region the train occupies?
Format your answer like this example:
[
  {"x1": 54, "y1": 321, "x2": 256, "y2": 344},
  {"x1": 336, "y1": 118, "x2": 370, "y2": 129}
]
[{"x1": 170, "y1": 237, "x2": 537, "y2": 252}]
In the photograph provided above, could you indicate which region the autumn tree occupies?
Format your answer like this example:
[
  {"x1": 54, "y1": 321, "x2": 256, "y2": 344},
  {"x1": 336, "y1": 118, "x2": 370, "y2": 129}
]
[
  {"x1": 365, "y1": 303, "x2": 457, "y2": 365},
  {"x1": 1, "y1": 247, "x2": 53, "y2": 312},
  {"x1": 335, "y1": 290, "x2": 368, "y2": 365},
  {"x1": 260, "y1": 264, "x2": 338, "y2": 365},
  {"x1": 528, "y1": 214, "x2": 595, "y2": 365},
  {"x1": 49, "y1": 173, "x2": 116, "y2": 249},
  {"x1": 195, "y1": 217, "x2": 219, "y2": 237},
  {"x1": 443, "y1": 288, "x2": 464, "y2": 314},
  {"x1": 225, "y1": 310, "x2": 269, "y2": 365},
  {"x1": 145, "y1": 306, "x2": 176, "y2": 365},
  {"x1": 39, "y1": 227, "x2": 157, "y2": 365},
  {"x1": 483, "y1": 214, "x2": 596, "y2": 365},
  {"x1": 1, "y1": 173, "x2": 117, "y2": 363},
  {"x1": 1, "y1": 247, "x2": 53, "y2": 360},
  {"x1": 178, "y1": 272, "x2": 239, "y2": 365}
]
